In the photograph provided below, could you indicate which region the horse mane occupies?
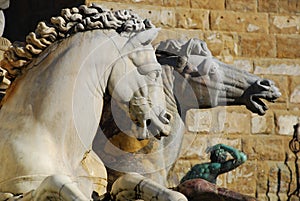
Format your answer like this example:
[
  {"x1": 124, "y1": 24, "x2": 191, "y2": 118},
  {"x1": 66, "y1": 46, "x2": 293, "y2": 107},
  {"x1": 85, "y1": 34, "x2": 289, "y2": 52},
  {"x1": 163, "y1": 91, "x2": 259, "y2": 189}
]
[
  {"x1": 0, "y1": 3, "x2": 154, "y2": 82},
  {"x1": 155, "y1": 38, "x2": 212, "y2": 58}
]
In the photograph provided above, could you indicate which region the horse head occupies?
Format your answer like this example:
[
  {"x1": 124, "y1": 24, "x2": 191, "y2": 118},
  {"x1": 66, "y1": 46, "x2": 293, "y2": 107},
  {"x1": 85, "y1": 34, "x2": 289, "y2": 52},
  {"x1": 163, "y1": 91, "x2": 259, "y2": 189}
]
[
  {"x1": 156, "y1": 38, "x2": 281, "y2": 115},
  {"x1": 108, "y1": 28, "x2": 171, "y2": 140}
]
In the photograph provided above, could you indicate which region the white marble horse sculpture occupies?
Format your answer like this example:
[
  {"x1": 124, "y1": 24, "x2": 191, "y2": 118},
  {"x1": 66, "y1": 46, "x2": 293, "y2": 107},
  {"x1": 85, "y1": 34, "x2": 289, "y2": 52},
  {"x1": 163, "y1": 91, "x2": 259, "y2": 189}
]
[
  {"x1": 97, "y1": 38, "x2": 282, "y2": 200},
  {"x1": 0, "y1": 4, "x2": 179, "y2": 200}
]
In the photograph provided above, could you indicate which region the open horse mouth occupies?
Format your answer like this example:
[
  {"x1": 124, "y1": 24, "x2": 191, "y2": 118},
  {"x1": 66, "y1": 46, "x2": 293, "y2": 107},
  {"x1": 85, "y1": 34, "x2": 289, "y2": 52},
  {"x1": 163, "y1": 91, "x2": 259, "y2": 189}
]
[
  {"x1": 131, "y1": 109, "x2": 172, "y2": 140},
  {"x1": 128, "y1": 95, "x2": 172, "y2": 140},
  {"x1": 242, "y1": 79, "x2": 281, "y2": 115}
]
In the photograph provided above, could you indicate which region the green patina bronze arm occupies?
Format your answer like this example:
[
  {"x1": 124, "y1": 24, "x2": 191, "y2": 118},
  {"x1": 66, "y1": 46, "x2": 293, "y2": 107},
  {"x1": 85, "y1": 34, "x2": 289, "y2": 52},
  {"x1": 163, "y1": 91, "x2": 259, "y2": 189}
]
[{"x1": 180, "y1": 143, "x2": 247, "y2": 184}]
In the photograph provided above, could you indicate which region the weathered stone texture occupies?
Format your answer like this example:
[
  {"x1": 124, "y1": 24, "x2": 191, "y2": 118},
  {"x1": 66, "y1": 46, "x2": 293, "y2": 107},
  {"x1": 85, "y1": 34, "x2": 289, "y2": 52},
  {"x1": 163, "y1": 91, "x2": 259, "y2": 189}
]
[
  {"x1": 179, "y1": 134, "x2": 208, "y2": 160},
  {"x1": 190, "y1": 0, "x2": 225, "y2": 10},
  {"x1": 240, "y1": 34, "x2": 276, "y2": 57},
  {"x1": 175, "y1": 8, "x2": 209, "y2": 29},
  {"x1": 210, "y1": 11, "x2": 268, "y2": 33},
  {"x1": 278, "y1": 0, "x2": 300, "y2": 14},
  {"x1": 277, "y1": 35, "x2": 300, "y2": 58},
  {"x1": 254, "y1": 59, "x2": 300, "y2": 76},
  {"x1": 154, "y1": 29, "x2": 204, "y2": 45},
  {"x1": 222, "y1": 108, "x2": 250, "y2": 134},
  {"x1": 258, "y1": 0, "x2": 300, "y2": 14},
  {"x1": 270, "y1": 15, "x2": 300, "y2": 34},
  {"x1": 185, "y1": 107, "x2": 250, "y2": 134},
  {"x1": 185, "y1": 108, "x2": 227, "y2": 133},
  {"x1": 233, "y1": 59, "x2": 253, "y2": 72},
  {"x1": 258, "y1": 0, "x2": 278, "y2": 13},
  {"x1": 163, "y1": 0, "x2": 189, "y2": 7},
  {"x1": 290, "y1": 76, "x2": 300, "y2": 104},
  {"x1": 275, "y1": 111, "x2": 300, "y2": 135},
  {"x1": 225, "y1": 161, "x2": 257, "y2": 194},
  {"x1": 203, "y1": 31, "x2": 239, "y2": 58},
  {"x1": 242, "y1": 137, "x2": 285, "y2": 161},
  {"x1": 251, "y1": 112, "x2": 274, "y2": 134},
  {"x1": 225, "y1": 0, "x2": 257, "y2": 12}
]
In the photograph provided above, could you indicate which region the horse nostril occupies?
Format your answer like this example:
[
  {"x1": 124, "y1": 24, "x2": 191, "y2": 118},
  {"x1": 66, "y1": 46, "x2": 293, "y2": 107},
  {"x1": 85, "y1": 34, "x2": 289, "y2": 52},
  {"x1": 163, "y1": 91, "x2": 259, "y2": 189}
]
[
  {"x1": 146, "y1": 119, "x2": 151, "y2": 126},
  {"x1": 259, "y1": 79, "x2": 272, "y2": 87},
  {"x1": 164, "y1": 112, "x2": 171, "y2": 121}
]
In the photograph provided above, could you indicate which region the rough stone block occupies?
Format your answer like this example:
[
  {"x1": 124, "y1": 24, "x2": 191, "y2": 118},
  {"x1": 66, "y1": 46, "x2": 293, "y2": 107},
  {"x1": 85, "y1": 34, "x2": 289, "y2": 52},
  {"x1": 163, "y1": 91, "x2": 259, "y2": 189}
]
[
  {"x1": 225, "y1": 0, "x2": 257, "y2": 12},
  {"x1": 154, "y1": 29, "x2": 204, "y2": 45},
  {"x1": 130, "y1": 0, "x2": 164, "y2": 5},
  {"x1": 242, "y1": 137, "x2": 285, "y2": 160},
  {"x1": 175, "y1": 8, "x2": 209, "y2": 29},
  {"x1": 270, "y1": 14, "x2": 300, "y2": 34},
  {"x1": 159, "y1": 8, "x2": 176, "y2": 28},
  {"x1": 185, "y1": 108, "x2": 225, "y2": 134},
  {"x1": 185, "y1": 109, "x2": 213, "y2": 133},
  {"x1": 185, "y1": 107, "x2": 250, "y2": 134},
  {"x1": 180, "y1": 134, "x2": 242, "y2": 162},
  {"x1": 240, "y1": 34, "x2": 276, "y2": 58},
  {"x1": 278, "y1": 0, "x2": 300, "y2": 14},
  {"x1": 223, "y1": 107, "x2": 251, "y2": 134},
  {"x1": 210, "y1": 11, "x2": 268, "y2": 33},
  {"x1": 254, "y1": 58, "x2": 300, "y2": 76},
  {"x1": 203, "y1": 31, "x2": 239, "y2": 57},
  {"x1": 134, "y1": 7, "x2": 162, "y2": 26},
  {"x1": 290, "y1": 76, "x2": 300, "y2": 104},
  {"x1": 163, "y1": 0, "x2": 190, "y2": 7},
  {"x1": 251, "y1": 112, "x2": 274, "y2": 134},
  {"x1": 277, "y1": 35, "x2": 300, "y2": 59},
  {"x1": 191, "y1": 0, "x2": 225, "y2": 10},
  {"x1": 179, "y1": 133, "x2": 208, "y2": 160},
  {"x1": 233, "y1": 59, "x2": 253, "y2": 72},
  {"x1": 275, "y1": 110, "x2": 300, "y2": 136},
  {"x1": 225, "y1": 161, "x2": 257, "y2": 194},
  {"x1": 258, "y1": 0, "x2": 278, "y2": 13}
]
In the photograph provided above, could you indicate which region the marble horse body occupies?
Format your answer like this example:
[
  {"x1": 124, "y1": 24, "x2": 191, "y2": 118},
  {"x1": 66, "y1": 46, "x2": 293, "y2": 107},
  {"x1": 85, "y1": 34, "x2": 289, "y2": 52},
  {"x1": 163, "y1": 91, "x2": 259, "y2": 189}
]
[
  {"x1": 0, "y1": 5, "x2": 173, "y2": 200},
  {"x1": 0, "y1": 4, "x2": 282, "y2": 201},
  {"x1": 99, "y1": 38, "x2": 282, "y2": 190}
]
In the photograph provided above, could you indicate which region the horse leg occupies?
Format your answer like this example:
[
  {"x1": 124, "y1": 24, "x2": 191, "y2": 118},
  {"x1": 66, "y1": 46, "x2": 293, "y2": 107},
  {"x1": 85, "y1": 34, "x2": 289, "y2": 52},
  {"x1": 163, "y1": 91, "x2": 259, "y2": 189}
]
[
  {"x1": 20, "y1": 174, "x2": 91, "y2": 201},
  {"x1": 111, "y1": 173, "x2": 187, "y2": 201}
]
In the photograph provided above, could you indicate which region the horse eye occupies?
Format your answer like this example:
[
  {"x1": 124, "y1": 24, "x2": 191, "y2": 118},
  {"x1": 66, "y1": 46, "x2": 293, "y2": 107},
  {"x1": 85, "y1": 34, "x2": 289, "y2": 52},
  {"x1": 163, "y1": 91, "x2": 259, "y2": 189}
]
[{"x1": 209, "y1": 64, "x2": 217, "y2": 75}]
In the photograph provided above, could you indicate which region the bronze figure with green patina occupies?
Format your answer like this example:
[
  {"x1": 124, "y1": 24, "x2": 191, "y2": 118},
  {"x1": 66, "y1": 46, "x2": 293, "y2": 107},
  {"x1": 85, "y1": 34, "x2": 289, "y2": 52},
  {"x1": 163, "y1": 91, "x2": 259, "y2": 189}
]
[{"x1": 180, "y1": 143, "x2": 247, "y2": 184}]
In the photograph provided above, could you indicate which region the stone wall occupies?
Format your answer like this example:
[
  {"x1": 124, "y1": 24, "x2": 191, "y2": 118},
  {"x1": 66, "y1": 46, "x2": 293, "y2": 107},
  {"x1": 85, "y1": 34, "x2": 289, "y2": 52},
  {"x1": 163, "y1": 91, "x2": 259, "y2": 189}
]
[{"x1": 85, "y1": 0, "x2": 300, "y2": 200}]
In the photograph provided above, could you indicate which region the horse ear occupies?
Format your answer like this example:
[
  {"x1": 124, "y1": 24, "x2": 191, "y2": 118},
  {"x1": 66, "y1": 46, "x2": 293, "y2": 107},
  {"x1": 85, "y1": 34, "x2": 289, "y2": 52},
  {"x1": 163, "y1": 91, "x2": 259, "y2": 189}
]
[{"x1": 122, "y1": 28, "x2": 160, "y2": 52}]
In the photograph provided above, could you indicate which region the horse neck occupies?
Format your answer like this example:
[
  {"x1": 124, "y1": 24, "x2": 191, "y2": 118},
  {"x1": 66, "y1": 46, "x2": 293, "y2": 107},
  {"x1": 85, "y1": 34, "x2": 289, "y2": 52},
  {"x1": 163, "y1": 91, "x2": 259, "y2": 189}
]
[
  {"x1": 159, "y1": 55, "x2": 193, "y2": 119},
  {"x1": 1, "y1": 30, "x2": 123, "y2": 151},
  {"x1": 161, "y1": 64, "x2": 182, "y2": 116}
]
